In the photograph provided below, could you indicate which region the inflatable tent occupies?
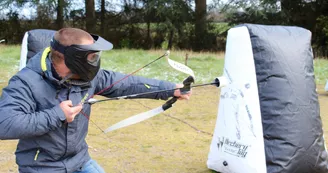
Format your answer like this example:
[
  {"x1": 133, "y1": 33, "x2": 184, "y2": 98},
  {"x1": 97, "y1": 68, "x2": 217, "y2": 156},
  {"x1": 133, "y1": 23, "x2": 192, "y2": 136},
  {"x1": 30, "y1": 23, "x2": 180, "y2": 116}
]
[
  {"x1": 19, "y1": 29, "x2": 55, "y2": 70},
  {"x1": 207, "y1": 24, "x2": 328, "y2": 173}
]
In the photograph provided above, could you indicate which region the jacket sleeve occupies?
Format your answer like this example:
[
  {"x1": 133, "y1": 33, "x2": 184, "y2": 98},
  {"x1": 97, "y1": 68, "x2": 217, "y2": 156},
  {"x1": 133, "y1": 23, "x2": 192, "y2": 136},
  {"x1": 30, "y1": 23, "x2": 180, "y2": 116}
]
[
  {"x1": 0, "y1": 76, "x2": 66, "y2": 140},
  {"x1": 94, "y1": 69, "x2": 176, "y2": 100}
]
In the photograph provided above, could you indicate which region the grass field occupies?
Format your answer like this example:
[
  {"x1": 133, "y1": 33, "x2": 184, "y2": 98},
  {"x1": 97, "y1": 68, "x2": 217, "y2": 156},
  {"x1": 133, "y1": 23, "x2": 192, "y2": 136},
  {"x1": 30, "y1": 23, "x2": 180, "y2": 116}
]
[{"x1": 0, "y1": 45, "x2": 328, "y2": 172}]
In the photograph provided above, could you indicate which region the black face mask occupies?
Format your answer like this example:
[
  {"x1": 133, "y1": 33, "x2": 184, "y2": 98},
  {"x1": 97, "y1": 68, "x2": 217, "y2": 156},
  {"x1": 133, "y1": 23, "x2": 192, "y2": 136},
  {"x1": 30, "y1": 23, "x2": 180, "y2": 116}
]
[
  {"x1": 50, "y1": 34, "x2": 113, "y2": 82},
  {"x1": 64, "y1": 48, "x2": 101, "y2": 82}
]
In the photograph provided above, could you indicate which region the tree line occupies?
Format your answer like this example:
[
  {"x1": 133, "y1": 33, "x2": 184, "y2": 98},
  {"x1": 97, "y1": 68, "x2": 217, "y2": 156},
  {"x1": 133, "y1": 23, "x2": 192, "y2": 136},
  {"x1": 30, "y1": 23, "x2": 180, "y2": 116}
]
[{"x1": 0, "y1": 0, "x2": 327, "y2": 56}]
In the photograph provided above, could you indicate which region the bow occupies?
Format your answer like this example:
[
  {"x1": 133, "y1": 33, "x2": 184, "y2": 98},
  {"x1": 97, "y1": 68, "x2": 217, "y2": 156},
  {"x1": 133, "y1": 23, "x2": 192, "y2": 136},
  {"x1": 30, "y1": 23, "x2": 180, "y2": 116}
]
[
  {"x1": 81, "y1": 51, "x2": 200, "y2": 133},
  {"x1": 103, "y1": 75, "x2": 195, "y2": 133}
]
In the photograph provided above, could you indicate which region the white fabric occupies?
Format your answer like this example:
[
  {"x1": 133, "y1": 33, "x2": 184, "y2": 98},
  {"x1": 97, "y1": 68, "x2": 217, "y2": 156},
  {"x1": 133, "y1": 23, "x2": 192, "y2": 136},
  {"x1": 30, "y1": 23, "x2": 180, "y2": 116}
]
[
  {"x1": 325, "y1": 80, "x2": 328, "y2": 92},
  {"x1": 207, "y1": 26, "x2": 266, "y2": 173},
  {"x1": 19, "y1": 32, "x2": 29, "y2": 70}
]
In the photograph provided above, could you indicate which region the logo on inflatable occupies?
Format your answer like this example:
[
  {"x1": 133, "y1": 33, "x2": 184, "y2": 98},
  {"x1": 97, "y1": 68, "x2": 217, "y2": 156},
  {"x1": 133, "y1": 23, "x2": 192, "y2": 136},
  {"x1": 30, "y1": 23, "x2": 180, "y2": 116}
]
[{"x1": 217, "y1": 137, "x2": 250, "y2": 158}]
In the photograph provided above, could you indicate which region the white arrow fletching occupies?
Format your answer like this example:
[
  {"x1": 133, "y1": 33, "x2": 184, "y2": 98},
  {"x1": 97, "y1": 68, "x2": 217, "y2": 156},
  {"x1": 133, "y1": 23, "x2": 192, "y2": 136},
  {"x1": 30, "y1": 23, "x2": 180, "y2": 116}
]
[{"x1": 104, "y1": 106, "x2": 164, "y2": 133}]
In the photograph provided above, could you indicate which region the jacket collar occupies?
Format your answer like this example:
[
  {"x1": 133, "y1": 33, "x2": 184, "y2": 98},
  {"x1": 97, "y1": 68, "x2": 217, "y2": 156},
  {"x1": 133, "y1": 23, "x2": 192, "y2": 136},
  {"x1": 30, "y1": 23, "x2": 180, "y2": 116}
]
[{"x1": 26, "y1": 47, "x2": 90, "y2": 92}]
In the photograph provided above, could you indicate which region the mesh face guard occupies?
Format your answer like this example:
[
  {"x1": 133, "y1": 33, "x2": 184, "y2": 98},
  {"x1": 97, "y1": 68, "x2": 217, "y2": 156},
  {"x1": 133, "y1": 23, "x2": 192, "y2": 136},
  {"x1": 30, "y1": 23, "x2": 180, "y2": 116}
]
[{"x1": 50, "y1": 34, "x2": 113, "y2": 82}]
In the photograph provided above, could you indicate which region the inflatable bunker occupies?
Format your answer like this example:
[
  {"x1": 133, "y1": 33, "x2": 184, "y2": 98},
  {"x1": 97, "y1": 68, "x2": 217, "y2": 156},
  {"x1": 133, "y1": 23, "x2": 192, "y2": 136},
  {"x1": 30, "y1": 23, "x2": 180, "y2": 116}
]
[
  {"x1": 207, "y1": 24, "x2": 328, "y2": 173},
  {"x1": 19, "y1": 29, "x2": 55, "y2": 70}
]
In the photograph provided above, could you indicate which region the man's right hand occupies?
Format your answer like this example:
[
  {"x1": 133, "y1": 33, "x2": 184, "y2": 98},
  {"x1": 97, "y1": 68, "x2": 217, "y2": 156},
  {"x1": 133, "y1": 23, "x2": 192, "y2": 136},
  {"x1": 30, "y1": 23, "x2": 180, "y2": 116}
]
[{"x1": 59, "y1": 100, "x2": 83, "y2": 123}]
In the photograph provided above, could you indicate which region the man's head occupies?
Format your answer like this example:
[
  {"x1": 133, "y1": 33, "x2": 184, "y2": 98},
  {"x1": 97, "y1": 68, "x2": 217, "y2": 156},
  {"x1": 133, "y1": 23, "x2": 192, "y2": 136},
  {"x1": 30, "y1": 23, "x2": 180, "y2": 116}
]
[{"x1": 50, "y1": 28, "x2": 112, "y2": 82}]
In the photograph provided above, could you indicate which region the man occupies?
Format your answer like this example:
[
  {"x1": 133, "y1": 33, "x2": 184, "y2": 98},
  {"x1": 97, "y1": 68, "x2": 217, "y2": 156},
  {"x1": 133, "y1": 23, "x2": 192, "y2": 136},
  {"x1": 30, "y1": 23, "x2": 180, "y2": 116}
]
[{"x1": 0, "y1": 28, "x2": 191, "y2": 173}]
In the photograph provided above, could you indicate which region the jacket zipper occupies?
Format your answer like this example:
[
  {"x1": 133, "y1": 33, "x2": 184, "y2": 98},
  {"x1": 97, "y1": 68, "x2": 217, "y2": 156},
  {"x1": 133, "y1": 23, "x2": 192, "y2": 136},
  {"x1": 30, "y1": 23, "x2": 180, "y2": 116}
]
[
  {"x1": 34, "y1": 149, "x2": 40, "y2": 161},
  {"x1": 61, "y1": 85, "x2": 71, "y2": 159},
  {"x1": 67, "y1": 85, "x2": 71, "y2": 100}
]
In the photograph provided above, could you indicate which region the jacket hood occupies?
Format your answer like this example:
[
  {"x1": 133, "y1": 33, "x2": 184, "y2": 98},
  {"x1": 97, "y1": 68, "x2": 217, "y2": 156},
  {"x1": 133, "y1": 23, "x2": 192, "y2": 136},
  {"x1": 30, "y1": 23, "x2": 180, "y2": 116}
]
[{"x1": 25, "y1": 47, "x2": 61, "y2": 87}]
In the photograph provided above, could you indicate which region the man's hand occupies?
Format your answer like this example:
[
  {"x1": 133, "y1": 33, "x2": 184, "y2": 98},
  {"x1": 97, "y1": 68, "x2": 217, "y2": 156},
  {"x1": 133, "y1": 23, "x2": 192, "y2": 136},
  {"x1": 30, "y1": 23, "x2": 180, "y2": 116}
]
[
  {"x1": 174, "y1": 84, "x2": 192, "y2": 100},
  {"x1": 59, "y1": 100, "x2": 83, "y2": 123}
]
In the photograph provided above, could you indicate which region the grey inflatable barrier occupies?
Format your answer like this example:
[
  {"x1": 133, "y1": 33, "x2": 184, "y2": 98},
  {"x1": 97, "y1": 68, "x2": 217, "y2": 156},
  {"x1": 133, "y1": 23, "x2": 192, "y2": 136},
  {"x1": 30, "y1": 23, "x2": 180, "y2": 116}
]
[
  {"x1": 207, "y1": 24, "x2": 328, "y2": 173},
  {"x1": 246, "y1": 24, "x2": 328, "y2": 173},
  {"x1": 19, "y1": 29, "x2": 55, "y2": 70}
]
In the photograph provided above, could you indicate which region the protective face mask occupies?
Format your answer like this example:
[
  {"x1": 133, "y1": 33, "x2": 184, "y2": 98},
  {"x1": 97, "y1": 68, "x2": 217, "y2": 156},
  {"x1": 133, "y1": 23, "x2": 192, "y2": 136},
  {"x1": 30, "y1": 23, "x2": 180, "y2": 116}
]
[{"x1": 50, "y1": 34, "x2": 112, "y2": 82}]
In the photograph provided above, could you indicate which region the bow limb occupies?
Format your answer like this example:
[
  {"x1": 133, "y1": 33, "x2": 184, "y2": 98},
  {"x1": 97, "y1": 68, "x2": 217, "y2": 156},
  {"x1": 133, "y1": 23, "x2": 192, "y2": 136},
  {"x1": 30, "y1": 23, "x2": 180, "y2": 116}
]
[
  {"x1": 104, "y1": 76, "x2": 194, "y2": 133},
  {"x1": 165, "y1": 51, "x2": 195, "y2": 79},
  {"x1": 103, "y1": 97, "x2": 177, "y2": 133}
]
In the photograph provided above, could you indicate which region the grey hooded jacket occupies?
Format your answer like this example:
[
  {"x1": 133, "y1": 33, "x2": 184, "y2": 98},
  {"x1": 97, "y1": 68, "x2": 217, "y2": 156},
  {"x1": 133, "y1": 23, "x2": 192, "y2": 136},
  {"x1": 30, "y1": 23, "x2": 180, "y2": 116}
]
[{"x1": 0, "y1": 49, "x2": 176, "y2": 173}]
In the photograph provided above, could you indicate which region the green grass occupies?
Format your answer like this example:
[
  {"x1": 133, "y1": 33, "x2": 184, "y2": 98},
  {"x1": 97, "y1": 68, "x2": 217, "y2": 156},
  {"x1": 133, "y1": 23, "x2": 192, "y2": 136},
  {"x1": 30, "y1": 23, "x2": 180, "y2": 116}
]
[
  {"x1": 0, "y1": 45, "x2": 224, "y2": 85},
  {"x1": 1, "y1": 45, "x2": 327, "y2": 85},
  {"x1": 314, "y1": 58, "x2": 328, "y2": 84},
  {"x1": 100, "y1": 49, "x2": 224, "y2": 84},
  {"x1": 0, "y1": 45, "x2": 21, "y2": 83}
]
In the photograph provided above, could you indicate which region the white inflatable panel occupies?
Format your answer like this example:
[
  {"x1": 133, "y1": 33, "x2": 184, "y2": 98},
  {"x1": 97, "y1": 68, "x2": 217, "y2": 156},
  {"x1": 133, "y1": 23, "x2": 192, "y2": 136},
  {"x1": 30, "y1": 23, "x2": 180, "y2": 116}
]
[
  {"x1": 19, "y1": 32, "x2": 29, "y2": 70},
  {"x1": 207, "y1": 26, "x2": 266, "y2": 173}
]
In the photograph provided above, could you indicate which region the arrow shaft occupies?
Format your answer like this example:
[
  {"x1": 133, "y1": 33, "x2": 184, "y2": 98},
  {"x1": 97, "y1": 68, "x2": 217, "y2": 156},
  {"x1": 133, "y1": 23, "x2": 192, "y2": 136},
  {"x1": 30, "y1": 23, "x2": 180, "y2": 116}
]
[{"x1": 87, "y1": 81, "x2": 218, "y2": 104}]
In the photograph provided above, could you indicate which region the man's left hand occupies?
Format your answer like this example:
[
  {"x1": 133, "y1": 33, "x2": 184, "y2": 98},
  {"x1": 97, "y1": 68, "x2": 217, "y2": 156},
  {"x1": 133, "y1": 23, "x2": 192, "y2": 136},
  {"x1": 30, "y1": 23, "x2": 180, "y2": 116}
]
[{"x1": 173, "y1": 84, "x2": 192, "y2": 100}]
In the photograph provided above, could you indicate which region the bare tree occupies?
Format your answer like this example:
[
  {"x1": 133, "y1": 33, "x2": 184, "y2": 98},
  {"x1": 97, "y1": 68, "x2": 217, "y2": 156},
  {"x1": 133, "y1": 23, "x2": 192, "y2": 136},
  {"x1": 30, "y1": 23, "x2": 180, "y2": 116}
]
[
  {"x1": 195, "y1": 0, "x2": 207, "y2": 51},
  {"x1": 85, "y1": 0, "x2": 96, "y2": 33},
  {"x1": 100, "y1": 0, "x2": 106, "y2": 35},
  {"x1": 57, "y1": 0, "x2": 64, "y2": 29}
]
